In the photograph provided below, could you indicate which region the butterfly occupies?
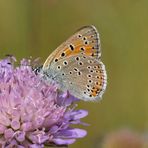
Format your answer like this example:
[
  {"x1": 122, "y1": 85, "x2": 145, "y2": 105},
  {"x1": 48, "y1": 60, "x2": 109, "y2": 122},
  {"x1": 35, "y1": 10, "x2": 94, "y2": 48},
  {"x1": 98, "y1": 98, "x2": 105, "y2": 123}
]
[{"x1": 39, "y1": 25, "x2": 107, "y2": 101}]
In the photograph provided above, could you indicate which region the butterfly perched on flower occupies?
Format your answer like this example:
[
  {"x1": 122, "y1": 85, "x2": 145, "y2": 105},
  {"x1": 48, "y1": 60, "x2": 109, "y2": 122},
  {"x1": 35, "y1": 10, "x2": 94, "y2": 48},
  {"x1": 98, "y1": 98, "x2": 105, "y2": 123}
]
[{"x1": 37, "y1": 25, "x2": 107, "y2": 101}]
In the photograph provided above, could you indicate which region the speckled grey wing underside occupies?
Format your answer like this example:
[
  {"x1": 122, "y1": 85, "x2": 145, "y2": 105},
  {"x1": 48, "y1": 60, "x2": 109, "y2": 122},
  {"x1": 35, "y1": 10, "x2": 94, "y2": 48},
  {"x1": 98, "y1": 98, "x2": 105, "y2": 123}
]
[{"x1": 43, "y1": 54, "x2": 107, "y2": 101}]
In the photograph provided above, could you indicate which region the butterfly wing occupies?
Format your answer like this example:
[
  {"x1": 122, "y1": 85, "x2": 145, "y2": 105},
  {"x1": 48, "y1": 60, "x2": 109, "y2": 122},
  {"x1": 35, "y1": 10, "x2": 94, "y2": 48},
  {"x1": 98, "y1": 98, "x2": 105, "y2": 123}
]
[
  {"x1": 46, "y1": 54, "x2": 107, "y2": 101},
  {"x1": 42, "y1": 25, "x2": 107, "y2": 101},
  {"x1": 43, "y1": 25, "x2": 101, "y2": 70}
]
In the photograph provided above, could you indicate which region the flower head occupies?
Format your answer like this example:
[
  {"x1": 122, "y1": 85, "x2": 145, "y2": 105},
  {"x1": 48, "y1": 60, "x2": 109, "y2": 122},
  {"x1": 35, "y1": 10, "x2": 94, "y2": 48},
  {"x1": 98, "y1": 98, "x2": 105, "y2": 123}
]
[{"x1": 0, "y1": 57, "x2": 88, "y2": 147}]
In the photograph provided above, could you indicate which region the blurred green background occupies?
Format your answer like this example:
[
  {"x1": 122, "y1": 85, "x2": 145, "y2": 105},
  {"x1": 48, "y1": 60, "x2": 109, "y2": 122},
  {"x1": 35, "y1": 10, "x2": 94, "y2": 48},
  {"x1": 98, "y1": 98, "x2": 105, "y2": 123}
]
[{"x1": 0, "y1": 0, "x2": 148, "y2": 147}]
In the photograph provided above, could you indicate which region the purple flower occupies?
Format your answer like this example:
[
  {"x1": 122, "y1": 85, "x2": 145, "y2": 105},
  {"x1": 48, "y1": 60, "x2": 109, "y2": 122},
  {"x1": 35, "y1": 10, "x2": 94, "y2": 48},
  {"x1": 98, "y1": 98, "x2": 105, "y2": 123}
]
[{"x1": 0, "y1": 57, "x2": 88, "y2": 147}]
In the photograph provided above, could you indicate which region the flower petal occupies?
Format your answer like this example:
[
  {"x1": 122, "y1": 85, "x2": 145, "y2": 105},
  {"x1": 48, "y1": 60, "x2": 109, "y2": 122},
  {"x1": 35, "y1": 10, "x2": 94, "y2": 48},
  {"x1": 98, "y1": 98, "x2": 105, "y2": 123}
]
[
  {"x1": 53, "y1": 138, "x2": 76, "y2": 145},
  {"x1": 70, "y1": 110, "x2": 88, "y2": 120},
  {"x1": 56, "y1": 128, "x2": 87, "y2": 138}
]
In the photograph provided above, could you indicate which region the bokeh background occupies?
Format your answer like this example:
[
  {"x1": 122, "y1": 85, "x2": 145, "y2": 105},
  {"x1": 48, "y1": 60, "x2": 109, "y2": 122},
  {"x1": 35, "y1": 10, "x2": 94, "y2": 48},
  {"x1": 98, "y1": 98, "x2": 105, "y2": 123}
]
[{"x1": 0, "y1": 0, "x2": 148, "y2": 148}]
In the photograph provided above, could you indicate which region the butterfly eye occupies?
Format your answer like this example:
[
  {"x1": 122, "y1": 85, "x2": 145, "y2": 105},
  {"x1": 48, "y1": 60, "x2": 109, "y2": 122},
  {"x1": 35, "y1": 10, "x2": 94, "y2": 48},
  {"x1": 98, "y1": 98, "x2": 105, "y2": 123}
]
[
  {"x1": 55, "y1": 59, "x2": 58, "y2": 62},
  {"x1": 33, "y1": 66, "x2": 42, "y2": 75}
]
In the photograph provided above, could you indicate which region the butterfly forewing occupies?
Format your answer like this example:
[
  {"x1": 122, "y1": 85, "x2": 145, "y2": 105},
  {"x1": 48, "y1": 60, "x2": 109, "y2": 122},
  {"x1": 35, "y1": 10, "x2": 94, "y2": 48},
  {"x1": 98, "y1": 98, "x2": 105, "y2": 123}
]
[{"x1": 43, "y1": 26, "x2": 101, "y2": 70}]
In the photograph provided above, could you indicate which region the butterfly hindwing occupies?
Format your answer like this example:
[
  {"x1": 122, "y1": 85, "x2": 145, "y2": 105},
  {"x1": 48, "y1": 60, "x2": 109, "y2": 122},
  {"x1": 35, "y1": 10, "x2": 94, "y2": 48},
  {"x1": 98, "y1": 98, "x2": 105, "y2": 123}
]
[{"x1": 46, "y1": 54, "x2": 106, "y2": 101}]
